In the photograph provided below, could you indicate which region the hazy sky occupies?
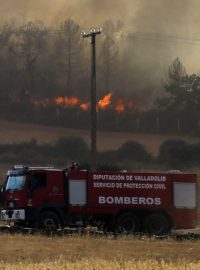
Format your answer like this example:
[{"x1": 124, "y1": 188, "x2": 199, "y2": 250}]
[
  {"x1": 0, "y1": 0, "x2": 135, "y2": 26},
  {"x1": 0, "y1": 0, "x2": 200, "y2": 73}
]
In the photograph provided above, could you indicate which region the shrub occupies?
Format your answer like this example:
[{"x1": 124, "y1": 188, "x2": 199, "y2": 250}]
[
  {"x1": 185, "y1": 143, "x2": 200, "y2": 167},
  {"x1": 158, "y1": 139, "x2": 191, "y2": 168},
  {"x1": 117, "y1": 141, "x2": 152, "y2": 162},
  {"x1": 97, "y1": 150, "x2": 117, "y2": 163},
  {"x1": 55, "y1": 137, "x2": 89, "y2": 161}
]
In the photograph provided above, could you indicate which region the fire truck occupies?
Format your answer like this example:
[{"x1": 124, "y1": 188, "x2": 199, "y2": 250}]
[{"x1": 0, "y1": 165, "x2": 198, "y2": 235}]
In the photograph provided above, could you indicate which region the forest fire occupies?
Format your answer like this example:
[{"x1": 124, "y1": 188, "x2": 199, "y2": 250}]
[
  {"x1": 80, "y1": 101, "x2": 90, "y2": 111},
  {"x1": 32, "y1": 92, "x2": 135, "y2": 113},
  {"x1": 55, "y1": 96, "x2": 80, "y2": 107},
  {"x1": 98, "y1": 93, "x2": 112, "y2": 109},
  {"x1": 115, "y1": 99, "x2": 125, "y2": 113}
]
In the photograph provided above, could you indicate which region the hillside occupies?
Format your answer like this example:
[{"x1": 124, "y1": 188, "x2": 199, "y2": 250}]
[{"x1": 0, "y1": 120, "x2": 200, "y2": 155}]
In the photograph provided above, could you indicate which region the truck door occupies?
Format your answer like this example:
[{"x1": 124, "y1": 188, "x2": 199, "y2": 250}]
[
  {"x1": 27, "y1": 170, "x2": 65, "y2": 208},
  {"x1": 27, "y1": 172, "x2": 47, "y2": 207}
]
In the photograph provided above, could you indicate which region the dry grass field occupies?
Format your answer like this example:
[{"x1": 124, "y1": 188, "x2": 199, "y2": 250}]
[
  {"x1": 0, "y1": 234, "x2": 200, "y2": 269},
  {"x1": 0, "y1": 120, "x2": 200, "y2": 155},
  {"x1": 1, "y1": 121, "x2": 200, "y2": 269}
]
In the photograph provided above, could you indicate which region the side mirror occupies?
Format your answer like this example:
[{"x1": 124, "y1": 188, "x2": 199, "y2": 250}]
[
  {"x1": 0, "y1": 187, "x2": 5, "y2": 193},
  {"x1": 0, "y1": 187, "x2": 5, "y2": 205}
]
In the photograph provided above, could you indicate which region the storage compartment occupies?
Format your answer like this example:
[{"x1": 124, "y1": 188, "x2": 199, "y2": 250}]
[
  {"x1": 69, "y1": 180, "x2": 87, "y2": 206},
  {"x1": 173, "y1": 182, "x2": 196, "y2": 209}
]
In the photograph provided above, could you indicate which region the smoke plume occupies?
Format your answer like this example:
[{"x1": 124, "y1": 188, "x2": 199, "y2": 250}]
[{"x1": 0, "y1": 0, "x2": 199, "y2": 105}]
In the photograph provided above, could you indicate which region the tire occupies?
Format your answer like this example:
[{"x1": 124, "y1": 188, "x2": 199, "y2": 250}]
[
  {"x1": 144, "y1": 213, "x2": 170, "y2": 235},
  {"x1": 38, "y1": 211, "x2": 61, "y2": 230},
  {"x1": 115, "y1": 212, "x2": 140, "y2": 234}
]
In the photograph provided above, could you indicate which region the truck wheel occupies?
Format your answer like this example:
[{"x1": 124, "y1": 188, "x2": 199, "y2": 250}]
[
  {"x1": 115, "y1": 212, "x2": 140, "y2": 234},
  {"x1": 144, "y1": 213, "x2": 170, "y2": 235},
  {"x1": 38, "y1": 211, "x2": 61, "y2": 230}
]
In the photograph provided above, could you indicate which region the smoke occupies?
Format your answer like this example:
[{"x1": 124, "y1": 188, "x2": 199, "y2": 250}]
[
  {"x1": 0, "y1": 1, "x2": 198, "y2": 54},
  {"x1": 114, "y1": 0, "x2": 200, "y2": 105},
  {"x1": 0, "y1": 0, "x2": 136, "y2": 26},
  {"x1": 134, "y1": 0, "x2": 192, "y2": 35},
  {"x1": 0, "y1": 0, "x2": 199, "y2": 105},
  {"x1": 132, "y1": 0, "x2": 200, "y2": 73},
  {"x1": 2, "y1": 0, "x2": 198, "y2": 67},
  {"x1": 1, "y1": 0, "x2": 198, "y2": 34}
]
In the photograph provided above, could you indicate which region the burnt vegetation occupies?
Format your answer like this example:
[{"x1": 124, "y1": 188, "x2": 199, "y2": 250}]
[{"x1": 0, "y1": 20, "x2": 199, "y2": 134}]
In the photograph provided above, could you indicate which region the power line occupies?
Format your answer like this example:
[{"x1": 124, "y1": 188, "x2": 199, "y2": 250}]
[
  {"x1": 7, "y1": 26, "x2": 200, "y2": 46},
  {"x1": 101, "y1": 30, "x2": 200, "y2": 46}
]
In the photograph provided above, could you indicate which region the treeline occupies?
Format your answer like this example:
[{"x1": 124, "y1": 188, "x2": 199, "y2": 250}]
[
  {"x1": 0, "y1": 18, "x2": 167, "y2": 133},
  {"x1": 0, "y1": 20, "x2": 200, "y2": 134},
  {"x1": 0, "y1": 137, "x2": 199, "y2": 171},
  {"x1": 0, "y1": 19, "x2": 148, "y2": 103}
]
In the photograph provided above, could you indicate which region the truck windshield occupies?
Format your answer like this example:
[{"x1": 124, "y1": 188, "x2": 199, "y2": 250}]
[{"x1": 6, "y1": 175, "x2": 26, "y2": 191}]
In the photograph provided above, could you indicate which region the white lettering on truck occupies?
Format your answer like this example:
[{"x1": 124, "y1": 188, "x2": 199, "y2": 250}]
[
  {"x1": 99, "y1": 196, "x2": 161, "y2": 205},
  {"x1": 93, "y1": 174, "x2": 125, "y2": 181},
  {"x1": 93, "y1": 174, "x2": 166, "y2": 182}
]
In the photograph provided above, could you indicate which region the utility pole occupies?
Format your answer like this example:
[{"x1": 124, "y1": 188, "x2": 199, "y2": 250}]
[{"x1": 81, "y1": 28, "x2": 102, "y2": 170}]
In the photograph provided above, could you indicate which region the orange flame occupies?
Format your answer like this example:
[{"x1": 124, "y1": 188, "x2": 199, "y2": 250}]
[
  {"x1": 65, "y1": 97, "x2": 79, "y2": 106},
  {"x1": 53, "y1": 93, "x2": 135, "y2": 113},
  {"x1": 98, "y1": 93, "x2": 112, "y2": 109},
  {"x1": 80, "y1": 102, "x2": 90, "y2": 111},
  {"x1": 55, "y1": 97, "x2": 63, "y2": 105},
  {"x1": 115, "y1": 99, "x2": 125, "y2": 113},
  {"x1": 55, "y1": 96, "x2": 80, "y2": 107}
]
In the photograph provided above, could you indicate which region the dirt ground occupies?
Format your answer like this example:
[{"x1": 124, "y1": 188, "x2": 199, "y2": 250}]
[{"x1": 0, "y1": 120, "x2": 199, "y2": 155}]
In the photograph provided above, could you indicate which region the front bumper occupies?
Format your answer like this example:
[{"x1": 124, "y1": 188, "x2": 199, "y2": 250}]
[{"x1": 1, "y1": 209, "x2": 25, "y2": 221}]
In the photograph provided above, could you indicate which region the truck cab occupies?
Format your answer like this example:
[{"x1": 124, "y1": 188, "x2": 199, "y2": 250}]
[{"x1": 1, "y1": 166, "x2": 66, "y2": 228}]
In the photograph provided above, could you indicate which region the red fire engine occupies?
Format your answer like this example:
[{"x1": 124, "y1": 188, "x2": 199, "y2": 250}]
[{"x1": 0, "y1": 165, "x2": 197, "y2": 235}]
